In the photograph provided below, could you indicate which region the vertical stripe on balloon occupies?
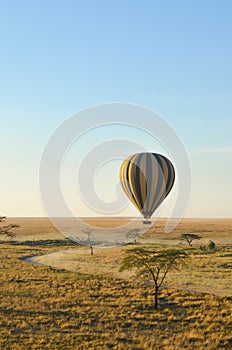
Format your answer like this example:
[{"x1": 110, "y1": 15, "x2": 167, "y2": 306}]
[{"x1": 119, "y1": 153, "x2": 175, "y2": 220}]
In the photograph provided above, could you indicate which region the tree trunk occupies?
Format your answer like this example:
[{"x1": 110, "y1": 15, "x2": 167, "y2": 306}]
[
  {"x1": 154, "y1": 285, "x2": 159, "y2": 309},
  {"x1": 90, "y1": 245, "x2": 93, "y2": 255}
]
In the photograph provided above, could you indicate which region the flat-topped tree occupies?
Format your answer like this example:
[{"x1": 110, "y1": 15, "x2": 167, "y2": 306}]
[
  {"x1": 126, "y1": 229, "x2": 141, "y2": 244},
  {"x1": 0, "y1": 216, "x2": 19, "y2": 239},
  {"x1": 120, "y1": 247, "x2": 188, "y2": 309},
  {"x1": 181, "y1": 233, "x2": 202, "y2": 246}
]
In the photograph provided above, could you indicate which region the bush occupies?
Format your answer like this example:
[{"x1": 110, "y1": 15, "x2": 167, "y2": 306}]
[
  {"x1": 208, "y1": 240, "x2": 216, "y2": 251},
  {"x1": 199, "y1": 245, "x2": 207, "y2": 252}
]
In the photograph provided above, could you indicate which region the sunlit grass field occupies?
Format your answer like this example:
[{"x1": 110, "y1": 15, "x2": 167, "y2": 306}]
[{"x1": 0, "y1": 218, "x2": 231, "y2": 349}]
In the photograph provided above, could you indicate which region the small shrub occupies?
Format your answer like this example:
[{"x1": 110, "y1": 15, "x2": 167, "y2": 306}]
[
  {"x1": 200, "y1": 245, "x2": 207, "y2": 252},
  {"x1": 208, "y1": 240, "x2": 216, "y2": 251}
]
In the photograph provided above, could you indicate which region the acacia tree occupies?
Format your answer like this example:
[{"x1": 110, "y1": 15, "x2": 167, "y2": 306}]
[
  {"x1": 0, "y1": 216, "x2": 19, "y2": 239},
  {"x1": 81, "y1": 227, "x2": 95, "y2": 255},
  {"x1": 181, "y1": 233, "x2": 202, "y2": 246},
  {"x1": 126, "y1": 229, "x2": 141, "y2": 244},
  {"x1": 120, "y1": 247, "x2": 188, "y2": 309},
  {"x1": 69, "y1": 227, "x2": 95, "y2": 255}
]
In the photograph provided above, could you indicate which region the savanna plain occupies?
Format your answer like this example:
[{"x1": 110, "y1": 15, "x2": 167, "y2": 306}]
[{"x1": 0, "y1": 218, "x2": 231, "y2": 349}]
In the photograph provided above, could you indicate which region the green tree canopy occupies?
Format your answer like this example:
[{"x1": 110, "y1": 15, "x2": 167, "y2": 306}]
[
  {"x1": 181, "y1": 233, "x2": 202, "y2": 246},
  {"x1": 120, "y1": 247, "x2": 188, "y2": 309}
]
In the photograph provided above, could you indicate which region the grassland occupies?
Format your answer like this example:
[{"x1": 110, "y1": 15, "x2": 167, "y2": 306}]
[{"x1": 0, "y1": 218, "x2": 231, "y2": 349}]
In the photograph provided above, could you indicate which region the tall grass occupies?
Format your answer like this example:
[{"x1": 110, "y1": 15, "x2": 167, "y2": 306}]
[{"x1": 0, "y1": 241, "x2": 231, "y2": 349}]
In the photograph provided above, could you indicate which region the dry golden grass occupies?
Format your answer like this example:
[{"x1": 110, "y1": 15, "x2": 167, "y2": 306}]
[
  {"x1": 0, "y1": 218, "x2": 231, "y2": 349},
  {"x1": 23, "y1": 244, "x2": 232, "y2": 296}
]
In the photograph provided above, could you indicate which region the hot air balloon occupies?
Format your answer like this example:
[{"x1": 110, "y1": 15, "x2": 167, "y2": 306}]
[{"x1": 119, "y1": 153, "x2": 175, "y2": 224}]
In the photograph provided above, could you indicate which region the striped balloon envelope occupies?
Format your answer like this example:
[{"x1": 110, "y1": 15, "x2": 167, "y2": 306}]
[{"x1": 119, "y1": 153, "x2": 175, "y2": 224}]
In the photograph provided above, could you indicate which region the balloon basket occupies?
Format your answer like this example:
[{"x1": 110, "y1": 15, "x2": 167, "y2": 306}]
[{"x1": 143, "y1": 220, "x2": 152, "y2": 225}]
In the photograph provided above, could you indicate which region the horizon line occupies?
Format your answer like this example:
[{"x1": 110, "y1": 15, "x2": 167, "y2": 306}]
[{"x1": 7, "y1": 216, "x2": 232, "y2": 220}]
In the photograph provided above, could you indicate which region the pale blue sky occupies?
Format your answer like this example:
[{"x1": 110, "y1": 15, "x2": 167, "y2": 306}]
[{"x1": 0, "y1": 1, "x2": 231, "y2": 217}]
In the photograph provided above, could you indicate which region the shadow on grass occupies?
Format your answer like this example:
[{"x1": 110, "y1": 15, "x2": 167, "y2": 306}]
[
  {"x1": 0, "y1": 239, "x2": 81, "y2": 248},
  {"x1": 0, "y1": 307, "x2": 77, "y2": 318},
  {"x1": 0, "y1": 300, "x2": 185, "y2": 319}
]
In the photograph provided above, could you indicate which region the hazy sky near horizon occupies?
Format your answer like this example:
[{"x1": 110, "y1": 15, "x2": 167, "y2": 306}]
[{"x1": 0, "y1": 1, "x2": 231, "y2": 218}]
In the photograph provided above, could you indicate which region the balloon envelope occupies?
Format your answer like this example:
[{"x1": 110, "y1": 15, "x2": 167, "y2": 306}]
[{"x1": 119, "y1": 153, "x2": 175, "y2": 222}]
